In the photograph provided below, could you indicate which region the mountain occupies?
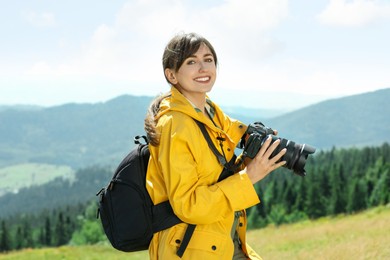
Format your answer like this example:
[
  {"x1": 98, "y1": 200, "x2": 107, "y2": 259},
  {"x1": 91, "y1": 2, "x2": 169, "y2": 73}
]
[
  {"x1": 0, "y1": 95, "x2": 153, "y2": 169},
  {"x1": 0, "y1": 88, "x2": 389, "y2": 169},
  {"x1": 0, "y1": 105, "x2": 44, "y2": 112},
  {"x1": 221, "y1": 106, "x2": 287, "y2": 119},
  {"x1": 0, "y1": 88, "x2": 389, "y2": 218},
  {"x1": 263, "y1": 88, "x2": 390, "y2": 149}
]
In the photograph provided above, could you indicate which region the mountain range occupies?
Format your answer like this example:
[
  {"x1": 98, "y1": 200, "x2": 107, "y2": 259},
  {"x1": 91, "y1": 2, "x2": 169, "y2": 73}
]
[{"x1": 0, "y1": 88, "x2": 389, "y2": 170}]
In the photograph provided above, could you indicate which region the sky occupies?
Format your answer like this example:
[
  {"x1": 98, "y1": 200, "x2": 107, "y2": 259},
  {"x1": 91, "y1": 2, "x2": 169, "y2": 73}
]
[{"x1": 1, "y1": 0, "x2": 389, "y2": 110}]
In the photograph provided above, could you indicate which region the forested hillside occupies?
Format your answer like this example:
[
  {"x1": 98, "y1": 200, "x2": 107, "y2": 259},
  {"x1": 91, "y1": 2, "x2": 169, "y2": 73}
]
[
  {"x1": 0, "y1": 88, "x2": 389, "y2": 253},
  {"x1": 0, "y1": 95, "x2": 153, "y2": 168},
  {"x1": 0, "y1": 88, "x2": 389, "y2": 169},
  {"x1": 0, "y1": 143, "x2": 389, "y2": 252},
  {"x1": 248, "y1": 142, "x2": 390, "y2": 228}
]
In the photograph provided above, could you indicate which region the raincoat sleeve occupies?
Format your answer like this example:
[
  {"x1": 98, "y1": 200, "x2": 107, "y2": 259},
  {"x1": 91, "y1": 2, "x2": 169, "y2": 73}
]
[{"x1": 157, "y1": 115, "x2": 259, "y2": 225}]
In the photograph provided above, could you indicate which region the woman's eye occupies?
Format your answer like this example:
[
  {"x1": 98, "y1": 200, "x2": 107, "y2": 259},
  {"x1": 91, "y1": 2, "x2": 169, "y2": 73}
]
[
  {"x1": 205, "y1": 58, "x2": 214, "y2": 63},
  {"x1": 186, "y1": 60, "x2": 195, "y2": 65}
]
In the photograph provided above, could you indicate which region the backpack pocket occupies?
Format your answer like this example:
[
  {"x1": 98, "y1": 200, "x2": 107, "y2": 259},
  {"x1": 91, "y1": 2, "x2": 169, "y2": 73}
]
[{"x1": 99, "y1": 181, "x2": 153, "y2": 252}]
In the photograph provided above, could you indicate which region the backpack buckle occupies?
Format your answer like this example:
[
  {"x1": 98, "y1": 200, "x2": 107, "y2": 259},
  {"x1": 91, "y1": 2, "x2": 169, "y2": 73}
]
[{"x1": 134, "y1": 135, "x2": 148, "y2": 145}]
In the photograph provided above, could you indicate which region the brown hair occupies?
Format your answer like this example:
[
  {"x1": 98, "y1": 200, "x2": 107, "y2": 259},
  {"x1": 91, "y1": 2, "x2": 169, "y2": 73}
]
[
  {"x1": 145, "y1": 33, "x2": 218, "y2": 145},
  {"x1": 144, "y1": 92, "x2": 170, "y2": 146}
]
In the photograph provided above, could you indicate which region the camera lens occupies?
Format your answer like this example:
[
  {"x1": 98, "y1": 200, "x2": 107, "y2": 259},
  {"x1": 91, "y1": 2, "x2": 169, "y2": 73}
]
[{"x1": 268, "y1": 136, "x2": 316, "y2": 176}]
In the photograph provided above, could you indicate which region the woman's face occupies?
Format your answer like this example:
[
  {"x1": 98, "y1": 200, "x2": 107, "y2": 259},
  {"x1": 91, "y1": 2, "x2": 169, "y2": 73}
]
[{"x1": 166, "y1": 43, "x2": 216, "y2": 101}]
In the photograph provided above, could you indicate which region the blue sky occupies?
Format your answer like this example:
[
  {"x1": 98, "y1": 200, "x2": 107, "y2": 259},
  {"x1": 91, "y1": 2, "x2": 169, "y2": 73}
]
[{"x1": 1, "y1": 0, "x2": 389, "y2": 109}]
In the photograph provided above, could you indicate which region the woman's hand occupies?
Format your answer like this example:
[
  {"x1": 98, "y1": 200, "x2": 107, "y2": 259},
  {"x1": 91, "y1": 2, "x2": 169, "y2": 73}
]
[{"x1": 243, "y1": 136, "x2": 286, "y2": 185}]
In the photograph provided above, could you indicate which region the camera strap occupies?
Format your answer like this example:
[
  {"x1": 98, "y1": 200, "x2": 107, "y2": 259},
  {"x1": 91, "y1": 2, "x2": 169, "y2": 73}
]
[
  {"x1": 194, "y1": 120, "x2": 228, "y2": 165},
  {"x1": 194, "y1": 120, "x2": 240, "y2": 181}
]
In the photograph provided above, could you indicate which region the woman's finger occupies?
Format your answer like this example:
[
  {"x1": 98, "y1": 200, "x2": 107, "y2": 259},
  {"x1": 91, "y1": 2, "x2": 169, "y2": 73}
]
[
  {"x1": 262, "y1": 138, "x2": 281, "y2": 159},
  {"x1": 255, "y1": 136, "x2": 272, "y2": 157}
]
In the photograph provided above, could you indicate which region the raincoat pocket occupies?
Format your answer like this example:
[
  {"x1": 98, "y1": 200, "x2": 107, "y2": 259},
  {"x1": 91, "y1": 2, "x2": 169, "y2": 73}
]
[{"x1": 169, "y1": 225, "x2": 228, "y2": 257}]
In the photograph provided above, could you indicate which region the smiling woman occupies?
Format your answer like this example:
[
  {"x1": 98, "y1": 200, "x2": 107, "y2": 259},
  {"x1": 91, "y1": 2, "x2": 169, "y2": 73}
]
[
  {"x1": 142, "y1": 32, "x2": 287, "y2": 260},
  {"x1": 163, "y1": 36, "x2": 217, "y2": 111}
]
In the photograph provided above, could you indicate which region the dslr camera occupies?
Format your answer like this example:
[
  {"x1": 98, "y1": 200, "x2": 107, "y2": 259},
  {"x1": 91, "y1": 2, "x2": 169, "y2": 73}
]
[{"x1": 242, "y1": 122, "x2": 316, "y2": 176}]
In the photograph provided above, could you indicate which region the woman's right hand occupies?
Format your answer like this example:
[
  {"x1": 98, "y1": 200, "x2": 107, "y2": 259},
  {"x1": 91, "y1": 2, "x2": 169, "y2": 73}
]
[{"x1": 243, "y1": 136, "x2": 286, "y2": 185}]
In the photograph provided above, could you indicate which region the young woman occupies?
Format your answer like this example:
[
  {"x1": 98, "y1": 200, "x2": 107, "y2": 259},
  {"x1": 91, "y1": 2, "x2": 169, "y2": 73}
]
[{"x1": 145, "y1": 32, "x2": 286, "y2": 260}]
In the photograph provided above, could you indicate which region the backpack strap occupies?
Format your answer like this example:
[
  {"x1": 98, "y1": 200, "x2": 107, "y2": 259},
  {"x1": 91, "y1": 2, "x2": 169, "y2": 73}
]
[
  {"x1": 176, "y1": 224, "x2": 196, "y2": 258},
  {"x1": 152, "y1": 201, "x2": 182, "y2": 232}
]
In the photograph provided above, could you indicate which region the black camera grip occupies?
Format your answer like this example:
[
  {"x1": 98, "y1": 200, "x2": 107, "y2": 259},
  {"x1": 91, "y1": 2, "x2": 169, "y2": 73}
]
[{"x1": 243, "y1": 134, "x2": 264, "y2": 159}]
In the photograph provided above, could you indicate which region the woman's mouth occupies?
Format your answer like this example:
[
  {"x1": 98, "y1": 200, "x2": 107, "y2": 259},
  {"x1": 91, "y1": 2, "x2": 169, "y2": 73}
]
[{"x1": 194, "y1": 76, "x2": 210, "y2": 82}]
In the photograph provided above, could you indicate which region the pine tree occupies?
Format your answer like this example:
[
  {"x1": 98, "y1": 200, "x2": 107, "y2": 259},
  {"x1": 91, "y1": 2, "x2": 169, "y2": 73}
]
[
  {"x1": 44, "y1": 217, "x2": 52, "y2": 246},
  {"x1": 247, "y1": 206, "x2": 263, "y2": 229},
  {"x1": 39, "y1": 226, "x2": 45, "y2": 247},
  {"x1": 262, "y1": 181, "x2": 277, "y2": 216},
  {"x1": 281, "y1": 182, "x2": 295, "y2": 214},
  {"x1": 305, "y1": 174, "x2": 325, "y2": 219},
  {"x1": 23, "y1": 221, "x2": 34, "y2": 248},
  {"x1": 346, "y1": 179, "x2": 368, "y2": 213},
  {"x1": 267, "y1": 204, "x2": 286, "y2": 226},
  {"x1": 64, "y1": 215, "x2": 73, "y2": 243},
  {"x1": 15, "y1": 226, "x2": 23, "y2": 250},
  {"x1": 55, "y1": 212, "x2": 67, "y2": 246},
  {"x1": 292, "y1": 177, "x2": 307, "y2": 213},
  {"x1": 0, "y1": 221, "x2": 11, "y2": 252},
  {"x1": 369, "y1": 164, "x2": 390, "y2": 206},
  {"x1": 328, "y1": 164, "x2": 346, "y2": 215},
  {"x1": 255, "y1": 187, "x2": 267, "y2": 219}
]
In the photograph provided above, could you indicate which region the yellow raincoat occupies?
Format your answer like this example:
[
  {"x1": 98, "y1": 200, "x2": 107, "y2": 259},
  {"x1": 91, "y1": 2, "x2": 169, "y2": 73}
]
[{"x1": 146, "y1": 87, "x2": 262, "y2": 259}]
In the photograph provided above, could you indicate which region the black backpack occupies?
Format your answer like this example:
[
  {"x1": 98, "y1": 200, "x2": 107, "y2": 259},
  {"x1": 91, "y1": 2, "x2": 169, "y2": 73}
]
[{"x1": 96, "y1": 120, "x2": 237, "y2": 257}]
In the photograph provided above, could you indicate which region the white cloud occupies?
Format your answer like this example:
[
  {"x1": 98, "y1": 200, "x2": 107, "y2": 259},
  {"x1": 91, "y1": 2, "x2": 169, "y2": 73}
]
[
  {"x1": 26, "y1": 61, "x2": 52, "y2": 75},
  {"x1": 23, "y1": 11, "x2": 57, "y2": 27},
  {"x1": 208, "y1": 0, "x2": 289, "y2": 31},
  {"x1": 215, "y1": 56, "x2": 390, "y2": 103},
  {"x1": 115, "y1": 0, "x2": 188, "y2": 38},
  {"x1": 317, "y1": 0, "x2": 390, "y2": 26},
  {"x1": 22, "y1": 0, "x2": 290, "y2": 88},
  {"x1": 2, "y1": 0, "x2": 388, "y2": 109},
  {"x1": 204, "y1": 0, "x2": 289, "y2": 61}
]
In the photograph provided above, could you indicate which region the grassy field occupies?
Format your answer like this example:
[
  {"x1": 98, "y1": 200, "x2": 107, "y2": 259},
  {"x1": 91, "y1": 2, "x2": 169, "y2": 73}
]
[
  {"x1": 248, "y1": 205, "x2": 390, "y2": 260},
  {"x1": 0, "y1": 163, "x2": 74, "y2": 196},
  {"x1": 1, "y1": 206, "x2": 389, "y2": 260}
]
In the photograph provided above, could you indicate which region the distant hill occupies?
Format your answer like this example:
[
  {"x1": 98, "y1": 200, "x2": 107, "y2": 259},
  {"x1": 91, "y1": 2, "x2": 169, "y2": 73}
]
[
  {"x1": 0, "y1": 95, "x2": 153, "y2": 168},
  {"x1": 0, "y1": 88, "x2": 389, "y2": 169},
  {"x1": 221, "y1": 105, "x2": 287, "y2": 119},
  {"x1": 0, "y1": 105, "x2": 43, "y2": 112},
  {"x1": 264, "y1": 88, "x2": 390, "y2": 149},
  {"x1": 0, "y1": 89, "x2": 389, "y2": 218}
]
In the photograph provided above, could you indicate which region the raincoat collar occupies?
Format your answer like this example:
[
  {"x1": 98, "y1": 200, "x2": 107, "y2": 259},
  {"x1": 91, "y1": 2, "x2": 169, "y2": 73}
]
[{"x1": 156, "y1": 87, "x2": 222, "y2": 133}]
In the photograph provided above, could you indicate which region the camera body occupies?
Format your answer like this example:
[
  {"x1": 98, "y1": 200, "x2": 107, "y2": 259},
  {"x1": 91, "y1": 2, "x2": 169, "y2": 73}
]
[{"x1": 242, "y1": 122, "x2": 316, "y2": 176}]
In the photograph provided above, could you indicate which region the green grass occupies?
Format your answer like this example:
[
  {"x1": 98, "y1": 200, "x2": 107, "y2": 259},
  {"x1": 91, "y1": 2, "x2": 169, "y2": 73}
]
[
  {"x1": 0, "y1": 163, "x2": 74, "y2": 196},
  {"x1": 1, "y1": 206, "x2": 389, "y2": 260},
  {"x1": 0, "y1": 244, "x2": 147, "y2": 260},
  {"x1": 248, "y1": 205, "x2": 390, "y2": 260}
]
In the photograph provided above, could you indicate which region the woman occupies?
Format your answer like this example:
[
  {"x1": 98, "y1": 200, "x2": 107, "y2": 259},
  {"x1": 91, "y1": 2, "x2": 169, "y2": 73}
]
[{"x1": 145, "y1": 32, "x2": 286, "y2": 259}]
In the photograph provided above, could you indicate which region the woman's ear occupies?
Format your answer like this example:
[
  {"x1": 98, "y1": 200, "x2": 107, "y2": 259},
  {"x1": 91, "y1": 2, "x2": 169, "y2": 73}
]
[{"x1": 165, "y1": 68, "x2": 178, "y2": 85}]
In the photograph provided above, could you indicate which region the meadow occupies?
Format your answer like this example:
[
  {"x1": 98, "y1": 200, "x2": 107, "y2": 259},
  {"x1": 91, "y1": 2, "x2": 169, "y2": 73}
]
[
  {"x1": 1, "y1": 205, "x2": 389, "y2": 260},
  {"x1": 0, "y1": 163, "x2": 74, "y2": 196}
]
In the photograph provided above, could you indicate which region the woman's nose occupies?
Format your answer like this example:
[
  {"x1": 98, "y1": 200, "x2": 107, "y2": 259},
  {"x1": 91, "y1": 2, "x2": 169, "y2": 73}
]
[{"x1": 198, "y1": 61, "x2": 207, "y2": 72}]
